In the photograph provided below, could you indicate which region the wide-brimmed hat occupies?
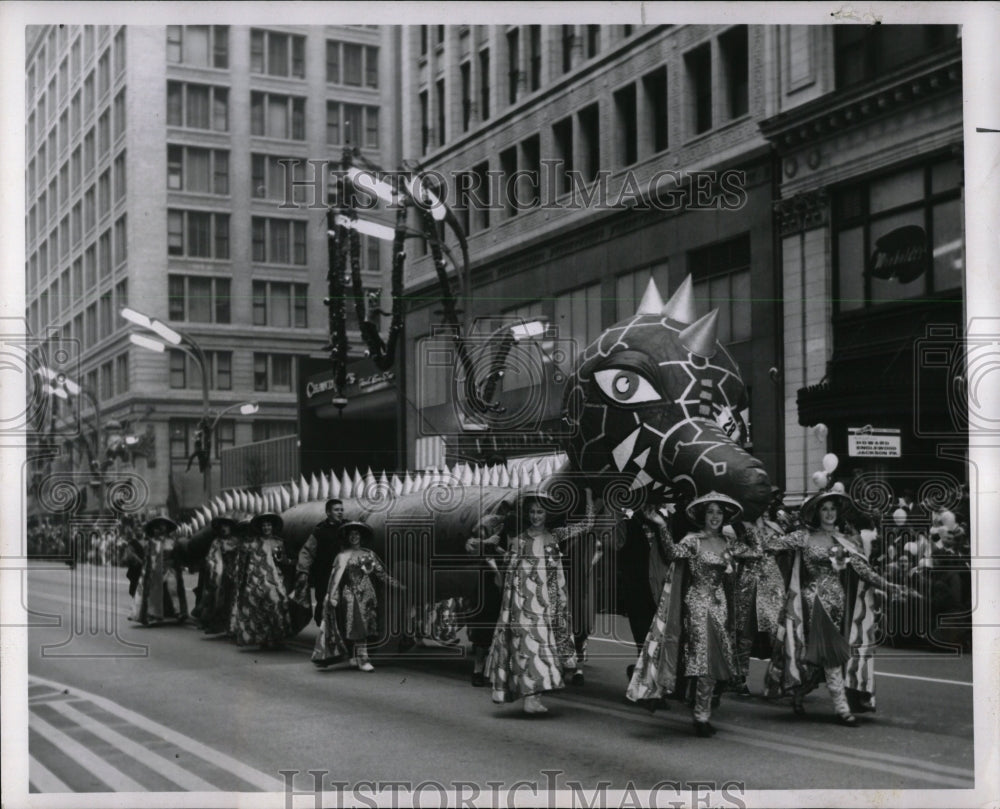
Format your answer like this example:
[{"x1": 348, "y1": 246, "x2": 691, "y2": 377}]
[
  {"x1": 800, "y1": 491, "x2": 854, "y2": 527},
  {"x1": 143, "y1": 516, "x2": 178, "y2": 535},
  {"x1": 685, "y1": 492, "x2": 743, "y2": 524},
  {"x1": 250, "y1": 512, "x2": 284, "y2": 535},
  {"x1": 211, "y1": 516, "x2": 238, "y2": 532},
  {"x1": 338, "y1": 521, "x2": 374, "y2": 543},
  {"x1": 235, "y1": 518, "x2": 252, "y2": 538}
]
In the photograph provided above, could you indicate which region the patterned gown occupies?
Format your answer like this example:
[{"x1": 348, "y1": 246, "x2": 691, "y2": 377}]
[
  {"x1": 130, "y1": 536, "x2": 188, "y2": 625},
  {"x1": 485, "y1": 511, "x2": 593, "y2": 703},
  {"x1": 197, "y1": 535, "x2": 240, "y2": 635},
  {"x1": 764, "y1": 529, "x2": 892, "y2": 703},
  {"x1": 731, "y1": 519, "x2": 788, "y2": 674},
  {"x1": 627, "y1": 532, "x2": 738, "y2": 703},
  {"x1": 232, "y1": 537, "x2": 294, "y2": 647},
  {"x1": 312, "y1": 549, "x2": 398, "y2": 664}
]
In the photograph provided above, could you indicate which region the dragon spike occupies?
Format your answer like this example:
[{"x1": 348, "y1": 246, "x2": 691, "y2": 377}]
[
  {"x1": 352, "y1": 468, "x2": 364, "y2": 495},
  {"x1": 460, "y1": 464, "x2": 474, "y2": 486},
  {"x1": 223, "y1": 492, "x2": 233, "y2": 512},
  {"x1": 530, "y1": 462, "x2": 543, "y2": 486},
  {"x1": 678, "y1": 308, "x2": 720, "y2": 358},
  {"x1": 661, "y1": 274, "x2": 697, "y2": 324},
  {"x1": 390, "y1": 473, "x2": 403, "y2": 496},
  {"x1": 364, "y1": 469, "x2": 377, "y2": 491},
  {"x1": 280, "y1": 486, "x2": 290, "y2": 511},
  {"x1": 499, "y1": 466, "x2": 511, "y2": 488},
  {"x1": 319, "y1": 472, "x2": 330, "y2": 500},
  {"x1": 328, "y1": 471, "x2": 340, "y2": 499},
  {"x1": 636, "y1": 278, "x2": 665, "y2": 315},
  {"x1": 401, "y1": 471, "x2": 413, "y2": 495},
  {"x1": 307, "y1": 473, "x2": 318, "y2": 501},
  {"x1": 288, "y1": 482, "x2": 299, "y2": 507},
  {"x1": 339, "y1": 469, "x2": 352, "y2": 499}
]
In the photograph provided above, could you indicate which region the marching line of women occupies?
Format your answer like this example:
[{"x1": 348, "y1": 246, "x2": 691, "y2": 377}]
[{"x1": 125, "y1": 487, "x2": 916, "y2": 735}]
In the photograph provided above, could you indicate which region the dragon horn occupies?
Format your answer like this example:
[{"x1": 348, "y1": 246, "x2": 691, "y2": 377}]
[
  {"x1": 661, "y1": 274, "x2": 697, "y2": 324},
  {"x1": 636, "y1": 278, "x2": 665, "y2": 315},
  {"x1": 678, "y1": 308, "x2": 719, "y2": 358}
]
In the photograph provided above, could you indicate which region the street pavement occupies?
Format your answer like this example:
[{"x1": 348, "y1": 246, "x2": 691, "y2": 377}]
[{"x1": 18, "y1": 563, "x2": 977, "y2": 797}]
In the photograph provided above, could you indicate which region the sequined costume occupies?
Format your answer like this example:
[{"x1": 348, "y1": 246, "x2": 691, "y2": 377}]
[
  {"x1": 486, "y1": 506, "x2": 593, "y2": 703},
  {"x1": 130, "y1": 535, "x2": 188, "y2": 625},
  {"x1": 197, "y1": 535, "x2": 241, "y2": 635},
  {"x1": 312, "y1": 549, "x2": 400, "y2": 665},
  {"x1": 232, "y1": 536, "x2": 296, "y2": 647},
  {"x1": 764, "y1": 529, "x2": 893, "y2": 715},
  {"x1": 731, "y1": 519, "x2": 787, "y2": 677}
]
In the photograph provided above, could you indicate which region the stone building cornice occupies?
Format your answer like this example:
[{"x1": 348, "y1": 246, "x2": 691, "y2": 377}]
[{"x1": 759, "y1": 45, "x2": 962, "y2": 155}]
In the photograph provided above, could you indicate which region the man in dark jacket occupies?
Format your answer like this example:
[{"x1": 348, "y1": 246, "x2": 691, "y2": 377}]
[{"x1": 295, "y1": 498, "x2": 345, "y2": 625}]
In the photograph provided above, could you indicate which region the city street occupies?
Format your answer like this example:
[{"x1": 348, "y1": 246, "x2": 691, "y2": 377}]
[{"x1": 23, "y1": 562, "x2": 975, "y2": 796}]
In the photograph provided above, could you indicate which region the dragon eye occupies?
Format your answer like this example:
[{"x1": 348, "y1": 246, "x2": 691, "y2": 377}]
[{"x1": 593, "y1": 369, "x2": 662, "y2": 404}]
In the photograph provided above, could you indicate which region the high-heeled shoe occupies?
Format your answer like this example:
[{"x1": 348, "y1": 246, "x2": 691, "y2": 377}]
[
  {"x1": 523, "y1": 695, "x2": 548, "y2": 714},
  {"x1": 837, "y1": 713, "x2": 859, "y2": 727}
]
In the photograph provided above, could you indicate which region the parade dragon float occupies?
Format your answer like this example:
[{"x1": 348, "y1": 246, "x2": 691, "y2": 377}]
[{"x1": 176, "y1": 150, "x2": 774, "y2": 644}]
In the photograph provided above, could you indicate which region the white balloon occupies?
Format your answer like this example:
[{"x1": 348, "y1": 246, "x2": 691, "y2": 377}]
[
  {"x1": 831, "y1": 481, "x2": 846, "y2": 494},
  {"x1": 892, "y1": 507, "x2": 908, "y2": 527},
  {"x1": 940, "y1": 510, "x2": 957, "y2": 529},
  {"x1": 903, "y1": 541, "x2": 918, "y2": 556},
  {"x1": 811, "y1": 471, "x2": 828, "y2": 489},
  {"x1": 822, "y1": 453, "x2": 839, "y2": 473},
  {"x1": 813, "y1": 423, "x2": 829, "y2": 441}
]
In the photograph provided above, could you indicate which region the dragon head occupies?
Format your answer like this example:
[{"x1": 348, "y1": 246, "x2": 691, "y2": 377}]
[{"x1": 562, "y1": 276, "x2": 773, "y2": 520}]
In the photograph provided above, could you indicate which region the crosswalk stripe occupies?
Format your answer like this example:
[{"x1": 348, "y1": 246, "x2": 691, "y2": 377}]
[
  {"x1": 28, "y1": 755, "x2": 71, "y2": 793},
  {"x1": 46, "y1": 700, "x2": 219, "y2": 791},
  {"x1": 30, "y1": 712, "x2": 146, "y2": 792},
  {"x1": 29, "y1": 675, "x2": 285, "y2": 792}
]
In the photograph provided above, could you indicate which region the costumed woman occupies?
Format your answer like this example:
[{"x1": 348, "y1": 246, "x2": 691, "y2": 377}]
[
  {"x1": 763, "y1": 490, "x2": 906, "y2": 726},
  {"x1": 311, "y1": 521, "x2": 403, "y2": 672},
  {"x1": 729, "y1": 491, "x2": 789, "y2": 696},
  {"x1": 233, "y1": 513, "x2": 307, "y2": 649},
  {"x1": 196, "y1": 516, "x2": 241, "y2": 635},
  {"x1": 627, "y1": 492, "x2": 742, "y2": 737},
  {"x1": 485, "y1": 488, "x2": 595, "y2": 714},
  {"x1": 129, "y1": 516, "x2": 189, "y2": 626},
  {"x1": 464, "y1": 512, "x2": 508, "y2": 686}
]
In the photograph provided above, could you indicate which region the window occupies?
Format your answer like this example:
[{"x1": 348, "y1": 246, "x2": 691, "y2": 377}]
[
  {"x1": 252, "y1": 420, "x2": 297, "y2": 443},
  {"x1": 100, "y1": 361, "x2": 113, "y2": 400},
  {"x1": 479, "y1": 49, "x2": 490, "y2": 121},
  {"x1": 251, "y1": 154, "x2": 306, "y2": 201},
  {"x1": 555, "y1": 283, "x2": 602, "y2": 358},
  {"x1": 720, "y1": 26, "x2": 748, "y2": 120},
  {"x1": 98, "y1": 49, "x2": 110, "y2": 97},
  {"x1": 215, "y1": 419, "x2": 235, "y2": 456},
  {"x1": 84, "y1": 245, "x2": 96, "y2": 287},
  {"x1": 169, "y1": 419, "x2": 193, "y2": 461},
  {"x1": 168, "y1": 275, "x2": 231, "y2": 323},
  {"x1": 114, "y1": 152, "x2": 126, "y2": 200},
  {"x1": 643, "y1": 66, "x2": 668, "y2": 154},
  {"x1": 834, "y1": 157, "x2": 963, "y2": 313},
  {"x1": 436, "y1": 79, "x2": 446, "y2": 145},
  {"x1": 99, "y1": 229, "x2": 111, "y2": 277},
  {"x1": 60, "y1": 214, "x2": 70, "y2": 257},
  {"x1": 84, "y1": 188, "x2": 95, "y2": 232},
  {"x1": 688, "y1": 234, "x2": 752, "y2": 344},
  {"x1": 97, "y1": 110, "x2": 110, "y2": 155},
  {"x1": 113, "y1": 89, "x2": 125, "y2": 140},
  {"x1": 114, "y1": 215, "x2": 127, "y2": 264},
  {"x1": 326, "y1": 102, "x2": 379, "y2": 148},
  {"x1": 114, "y1": 28, "x2": 125, "y2": 75},
  {"x1": 59, "y1": 58, "x2": 68, "y2": 101},
  {"x1": 419, "y1": 90, "x2": 429, "y2": 155},
  {"x1": 167, "y1": 82, "x2": 228, "y2": 131},
  {"x1": 253, "y1": 353, "x2": 293, "y2": 392},
  {"x1": 250, "y1": 92, "x2": 305, "y2": 140},
  {"x1": 99, "y1": 293, "x2": 113, "y2": 338},
  {"x1": 460, "y1": 62, "x2": 472, "y2": 132},
  {"x1": 343, "y1": 43, "x2": 363, "y2": 85},
  {"x1": 586, "y1": 25, "x2": 601, "y2": 58},
  {"x1": 578, "y1": 103, "x2": 600, "y2": 182},
  {"x1": 507, "y1": 28, "x2": 520, "y2": 105},
  {"x1": 520, "y1": 134, "x2": 540, "y2": 209},
  {"x1": 167, "y1": 146, "x2": 229, "y2": 194},
  {"x1": 419, "y1": 26, "x2": 428, "y2": 56},
  {"x1": 85, "y1": 302, "x2": 97, "y2": 346},
  {"x1": 71, "y1": 203, "x2": 81, "y2": 245},
  {"x1": 472, "y1": 161, "x2": 490, "y2": 231},
  {"x1": 115, "y1": 278, "x2": 127, "y2": 312},
  {"x1": 499, "y1": 146, "x2": 517, "y2": 218},
  {"x1": 616, "y1": 263, "x2": 671, "y2": 321},
  {"x1": 115, "y1": 352, "x2": 128, "y2": 395},
  {"x1": 250, "y1": 29, "x2": 305, "y2": 78},
  {"x1": 71, "y1": 146, "x2": 81, "y2": 188},
  {"x1": 166, "y1": 25, "x2": 229, "y2": 68},
  {"x1": 70, "y1": 92, "x2": 80, "y2": 134},
  {"x1": 834, "y1": 25, "x2": 958, "y2": 89},
  {"x1": 252, "y1": 281, "x2": 308, "y2": 327},
  {"x1": 169, "y1": 349, "x2": 232, "y2": 389},
  {"x1": 98, "y1": 169, "x2": 110, "y2": 217},
  {"x1": 614, "y1": 83, "x2": 638, "y2": 166},
  {"x1": 166, "y1": 210, "x2": 230, "y2": 259},
  {"x1": 83, "y1": 129, "x2": 95, "y2": 175},
  {"x1": 685, "y1": 43, "x2": 712, "y2": 136},
  {"x1": 84, "y1": 73, "x2": 94, "y2": 116},
  {"x1": 59, "y1": 110, "x2": 68, "y2": 153},
  {"x1": 529, "y1": 26, "x2": 542, "y2": 91},
  {"x1": 251, "y1": 217, "x2": 307, "y2": 265}
]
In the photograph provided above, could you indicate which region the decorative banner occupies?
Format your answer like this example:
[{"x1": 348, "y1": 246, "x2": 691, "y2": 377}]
[{"x1": 848, "y1": 426, "x2": 902, "y2": 458}]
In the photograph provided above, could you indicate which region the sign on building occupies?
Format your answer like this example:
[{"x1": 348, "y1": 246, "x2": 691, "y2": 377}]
[{"x1": 848, "y1": 426, "x2": 902, "y2": 457}]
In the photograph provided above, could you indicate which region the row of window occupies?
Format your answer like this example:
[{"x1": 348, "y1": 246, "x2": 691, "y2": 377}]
[
  {"x1": 28, "y1": 89, "x2": 125, "y2": 200},
  {"x1": 28, "y1": 213, "x2": 126, "y2": 296},
  {"x1": 167, "y1": 27, "x2": 380, "y2": 89},
  {"x1": 26, "y1": 279, "x2": 128, "y2": 352},
  {"x1": 169, "y1": 417, "x2": 296, "y2": 462},
  {"x1": 170, "y1": 349, "x2": 298, "y2": 392},
  {"x1": 79, "y1": 352, "x2": 130, "y2": 402},
  {"x1": 28, "y1": 152, "x2": 125, "y2": 257}
]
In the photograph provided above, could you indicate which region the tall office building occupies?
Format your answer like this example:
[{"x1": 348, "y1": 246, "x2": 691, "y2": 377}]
[{"x1": 25, "y1": 24, "x2": 400, "y2": 513}]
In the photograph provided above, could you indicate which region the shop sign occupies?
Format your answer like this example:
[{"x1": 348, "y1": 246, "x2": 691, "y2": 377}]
[
  {"x1": 866, "y1": 225, "x2": 928, "y2": 283},
  {"x1": 848, "y1": 425, "x2": 902, "y2": 458},
  {"x1": 306, "y1": 370, "x2": 395, "y2": 400}
]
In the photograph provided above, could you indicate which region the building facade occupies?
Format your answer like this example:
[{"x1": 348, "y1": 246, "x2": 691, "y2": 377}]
[
  {"x1": 25, "y1": 24, "x2": 400, "y2": 513},
  {"x1": 398, "y1": 24, "x2": 786, "y2": 481},
  {"x1": 760, "y1": 25, "x2": 965, "y2": 500}
]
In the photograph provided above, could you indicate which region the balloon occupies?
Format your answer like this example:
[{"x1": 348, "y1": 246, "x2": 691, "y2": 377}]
[
  {"x1": 903, "y1": 541, "x2": 917, "y2": 556},
  {"x1": 892, "y1": 507, "x2": 908, "y2": 526},
  {"x1": 822, "y1": 453, "x2": 839, "y2": 473},
  {"x1": 811, "y1": 471, "x2": 828, "y2": 489},
  {"x1": 940, "y1": 510, "x2": 956, "y2": 530},
  {"x1": 831, "y1": 481, "x2": 846, "y2": 494},
  {"x1": 813, "y1": 423, "x2": 828, "y2": 441}
]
